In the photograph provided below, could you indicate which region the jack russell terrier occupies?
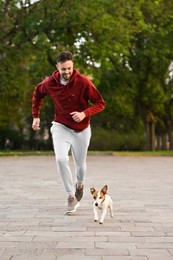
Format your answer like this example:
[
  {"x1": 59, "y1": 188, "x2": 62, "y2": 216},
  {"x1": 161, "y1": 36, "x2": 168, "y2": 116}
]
[{"x1": 90, "y1": 185, "x2": 113, "y2": 224}]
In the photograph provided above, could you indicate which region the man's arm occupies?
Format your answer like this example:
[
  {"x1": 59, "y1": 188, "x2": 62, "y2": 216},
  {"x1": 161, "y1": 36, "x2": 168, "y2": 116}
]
[{"x1": 32, "y1": 81, "x2": 47, "y2": 130}]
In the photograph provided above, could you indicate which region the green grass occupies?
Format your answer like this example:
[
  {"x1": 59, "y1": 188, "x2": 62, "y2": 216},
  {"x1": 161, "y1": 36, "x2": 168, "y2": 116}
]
[
  {"x1": 112, "y1": 150, "x2": 173, "y2": 156},
  {"x1": 0, "y1": 150, "x2": 54, "y2": 156},
  {"x1": 0, "y1": 150, "x2": 173, "y2": 156}
]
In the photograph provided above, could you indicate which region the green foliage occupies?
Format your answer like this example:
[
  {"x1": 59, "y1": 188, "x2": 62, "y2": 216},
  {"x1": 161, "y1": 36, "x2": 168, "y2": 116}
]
[{"x1": 89, "y1": 127, "x2": 146, "y2": 151}]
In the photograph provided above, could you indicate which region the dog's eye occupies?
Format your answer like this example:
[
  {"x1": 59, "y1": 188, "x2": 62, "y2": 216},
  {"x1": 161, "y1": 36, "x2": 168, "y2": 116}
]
[
  {"x1": 93, "y1": 196, "x2": 96, "y2": 200},
  {"x1": 99, "y1": 197, "x2": 102, "y2": 199}
]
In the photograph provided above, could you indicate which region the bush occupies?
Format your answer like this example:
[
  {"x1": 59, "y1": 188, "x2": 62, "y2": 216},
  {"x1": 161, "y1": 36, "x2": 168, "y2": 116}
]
[
  {"x1": 0, "y1": 127, "x2": 25, "y2": 150},
  {"x1": 89, "y1": 127, "x2": 146, "y2": 151}
]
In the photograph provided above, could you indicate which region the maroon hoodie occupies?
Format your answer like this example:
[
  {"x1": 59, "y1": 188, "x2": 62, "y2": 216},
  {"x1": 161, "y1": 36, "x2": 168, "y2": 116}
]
[{"x1": 32, "y1": 69, "x2": 105, "y2": 131}]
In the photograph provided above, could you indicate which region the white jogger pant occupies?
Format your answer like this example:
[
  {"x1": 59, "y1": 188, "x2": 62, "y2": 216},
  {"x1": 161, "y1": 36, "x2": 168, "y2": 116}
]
[{"x1": 50, "y1": 122, "x2": 91, "y2": 196}]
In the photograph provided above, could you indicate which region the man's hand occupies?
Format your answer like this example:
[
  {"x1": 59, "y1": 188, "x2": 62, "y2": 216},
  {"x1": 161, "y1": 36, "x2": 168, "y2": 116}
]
[
  {"x1": 32, "y1": 118, "x2": 40, "y2": 131},
  {"x1": 70, "y1": 111, "x2": 86, "y2": 122}
]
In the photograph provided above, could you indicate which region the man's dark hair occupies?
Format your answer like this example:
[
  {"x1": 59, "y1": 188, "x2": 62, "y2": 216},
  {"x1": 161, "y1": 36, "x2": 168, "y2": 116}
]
[{"x1": 56, "y1": 51, "x2": 74, "y2": 63}]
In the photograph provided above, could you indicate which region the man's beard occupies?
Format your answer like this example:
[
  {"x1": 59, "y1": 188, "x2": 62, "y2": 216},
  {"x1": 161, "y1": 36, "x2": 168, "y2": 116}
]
[{"x1": 62, "y1": 73, "x2": 71, "y2": 81}]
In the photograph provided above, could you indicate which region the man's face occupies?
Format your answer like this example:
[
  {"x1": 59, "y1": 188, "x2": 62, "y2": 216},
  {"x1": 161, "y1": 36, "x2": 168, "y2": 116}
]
[{"x1": 56, "y1": 60, "x2": 73, "y2": 81}]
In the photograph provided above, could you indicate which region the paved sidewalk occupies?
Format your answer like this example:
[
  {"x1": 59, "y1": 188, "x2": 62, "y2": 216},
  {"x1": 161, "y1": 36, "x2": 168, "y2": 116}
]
[{"x1": 0, "y1": 155, "x2": 173, "y2": 260}]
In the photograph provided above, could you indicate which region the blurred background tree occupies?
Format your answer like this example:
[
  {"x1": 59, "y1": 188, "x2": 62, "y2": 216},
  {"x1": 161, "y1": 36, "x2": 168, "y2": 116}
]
[{"x1": 0, "y1": 0, "x2": 173, "y2": 150}]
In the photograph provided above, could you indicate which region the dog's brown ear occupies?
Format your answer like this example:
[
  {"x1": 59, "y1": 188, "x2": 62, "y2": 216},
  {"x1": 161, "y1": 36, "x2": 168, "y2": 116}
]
[
  {"x1": 101, "y1": 185, "x2": 108, "y2": 194},
  {"x1": 90, "y1": 187, "x2": 95, "y2": 194}
]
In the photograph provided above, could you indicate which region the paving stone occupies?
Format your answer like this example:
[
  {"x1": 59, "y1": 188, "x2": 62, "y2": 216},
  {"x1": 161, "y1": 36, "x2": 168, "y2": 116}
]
[
  {"x1": 102, "y1": 257, "x2": 148, "y2": 260},
  {"x1": 147, "y1": 257, "x2": 173, "y2": 260},
  {"x1": 42, "y1": 248, "x2": 85, "y2": 256},
  {"x1": 54, "y1": 257, "x2": 101, "y2": 260},
  {"x1": 0, "y1": 251, "x2": 13, "y2": 260},
  {"x1": 85, "y1": 248, "x2": 129, "y2": 256},
  {"x1": 130, "y1": 248, "x2": 172, "y2": 258},
  {"x1": 56, "y1": 241, "x2": 94, "y2": 249},
  {"x1": 169, "y1": 249, "x2": 173, "y2": 256},
  {"x1": 12, "y1": 256, "x2": 57, "y2": 260},
  {"x1": 136, "y1": 243, "x2": 173, "y2": 249},
  {"x1": 131, "y1": 231, "x2": 166, "y2": 237}
]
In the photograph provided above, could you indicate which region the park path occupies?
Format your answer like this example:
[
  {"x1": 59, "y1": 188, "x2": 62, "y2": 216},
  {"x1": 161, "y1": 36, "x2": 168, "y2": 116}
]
[{"x1": 0, "y1": 154, "x2": 173, "y2": 260}]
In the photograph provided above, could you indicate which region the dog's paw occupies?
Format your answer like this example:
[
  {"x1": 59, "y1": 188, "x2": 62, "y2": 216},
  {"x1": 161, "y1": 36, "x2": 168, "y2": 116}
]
[
  {"x1": 94, "y1": 219, "x2": 98, "y2": 222},
  {"x1": 99, "y1": 221, "x2": 103, "y2": 224}
]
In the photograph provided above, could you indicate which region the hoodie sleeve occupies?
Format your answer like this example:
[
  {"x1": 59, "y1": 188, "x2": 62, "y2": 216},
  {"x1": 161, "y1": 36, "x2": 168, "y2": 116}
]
[
  {"x1": 83, "y1": 80, "x2": 106, "y2": 117},
  {"x1": 32, "y1": 81, "x2": 48, "y2": 118}
]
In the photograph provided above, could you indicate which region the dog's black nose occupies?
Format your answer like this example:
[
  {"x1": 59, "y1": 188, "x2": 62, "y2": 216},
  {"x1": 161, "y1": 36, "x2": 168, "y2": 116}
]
[{"x1": 95, "y1": 203, "x2": 98, "y2": 206}]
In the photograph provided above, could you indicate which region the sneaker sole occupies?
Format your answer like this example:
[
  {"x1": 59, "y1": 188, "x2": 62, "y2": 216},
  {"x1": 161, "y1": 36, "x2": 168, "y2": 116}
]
[{"x1": 65, "y1": 202, "x2": 80, "y2": 214}]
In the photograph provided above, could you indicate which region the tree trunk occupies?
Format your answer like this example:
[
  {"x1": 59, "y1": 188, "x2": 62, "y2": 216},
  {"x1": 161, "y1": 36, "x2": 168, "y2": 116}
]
[
  {"x1": 156, "y1": 135, "x2": 161, "y2": 150},
  {"x1": 146, "y1": 120, "x2": 155, "y2": 151},
  {"x1": 150, "y1": 120, "x2": 155, "y2": 151},
  {"x1": 146, "y1": 112, "x2": 156, "y2": 151},
  {"x1": 169, "y1": 127, "x2": 173, "y2": 150},
  {"x1": 161, "y1": 133, "x2": 167, "y2": 150}
]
